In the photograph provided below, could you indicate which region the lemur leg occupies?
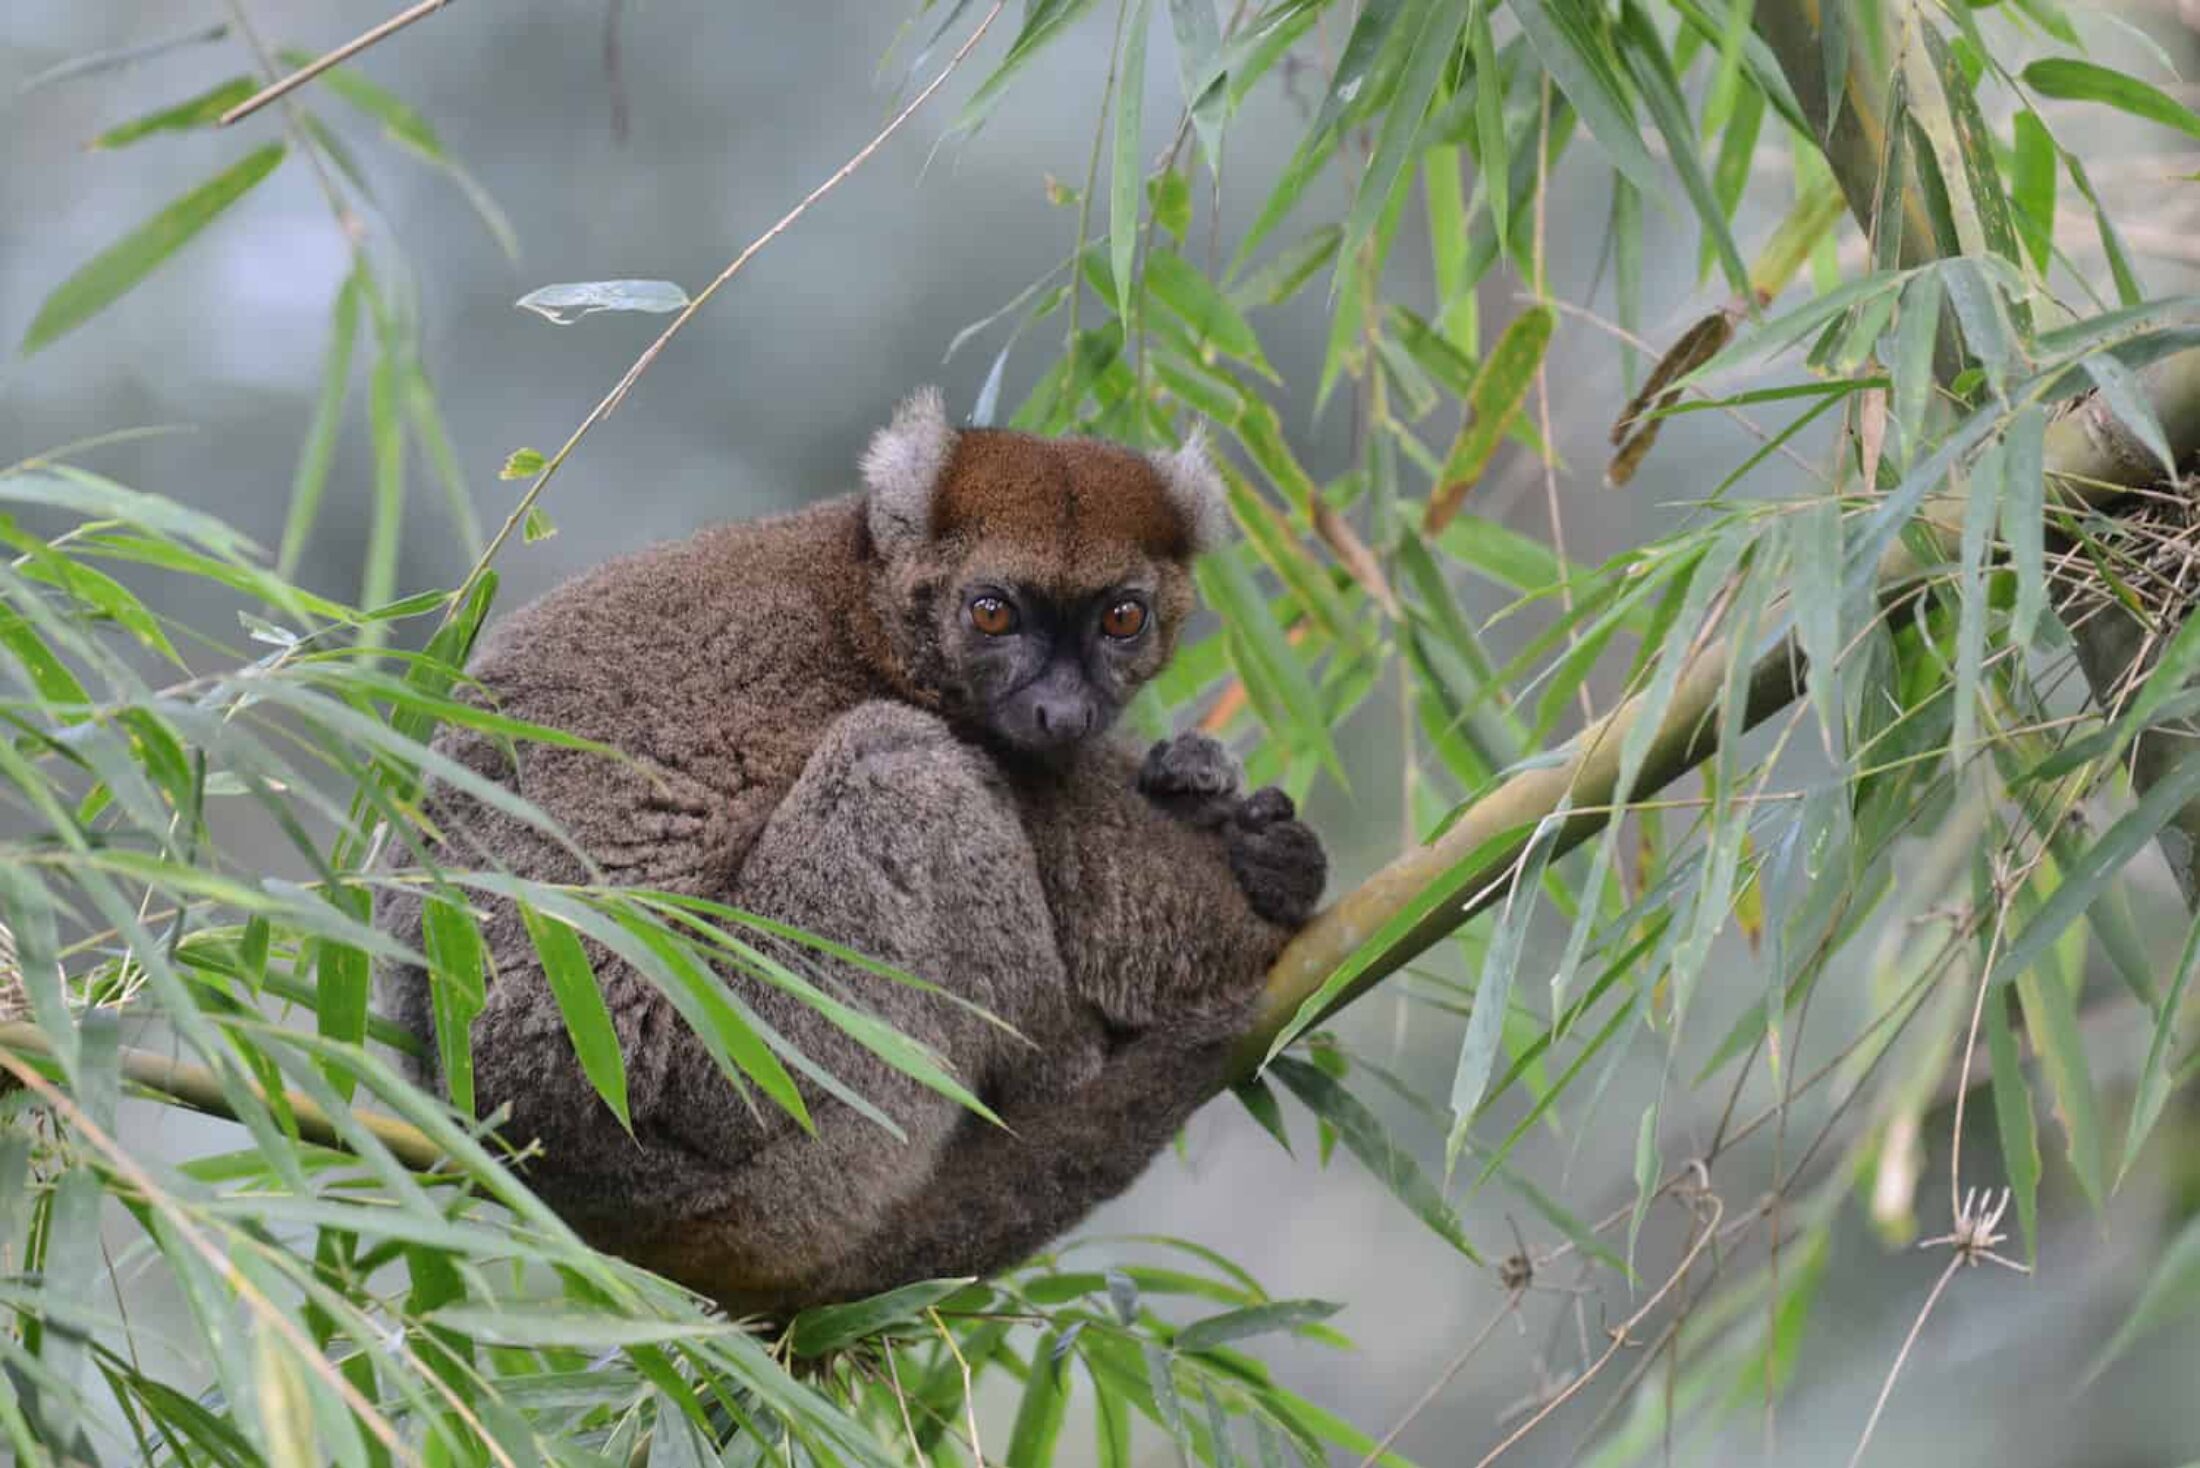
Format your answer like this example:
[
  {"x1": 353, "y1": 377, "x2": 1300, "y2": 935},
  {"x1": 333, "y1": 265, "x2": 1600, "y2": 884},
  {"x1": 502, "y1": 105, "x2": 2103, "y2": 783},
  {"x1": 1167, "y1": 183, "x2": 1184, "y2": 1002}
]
[
  {"x1": 630, "y1": 700, "x2": 1073, "y2": 1313},
  {"x1": 802, "y1": 734, "x2": 1327, "y2": 1301}
]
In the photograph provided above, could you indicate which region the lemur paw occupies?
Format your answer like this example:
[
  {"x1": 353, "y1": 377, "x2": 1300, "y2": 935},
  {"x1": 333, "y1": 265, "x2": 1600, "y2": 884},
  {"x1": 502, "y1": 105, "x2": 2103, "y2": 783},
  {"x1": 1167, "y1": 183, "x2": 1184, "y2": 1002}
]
[
  {"x1": 1226, "y1": 788, "x2": 1327, "y2": 929},
  {"x1": 1138, "y1": 732, "x2": 1241, "y2": 805}
]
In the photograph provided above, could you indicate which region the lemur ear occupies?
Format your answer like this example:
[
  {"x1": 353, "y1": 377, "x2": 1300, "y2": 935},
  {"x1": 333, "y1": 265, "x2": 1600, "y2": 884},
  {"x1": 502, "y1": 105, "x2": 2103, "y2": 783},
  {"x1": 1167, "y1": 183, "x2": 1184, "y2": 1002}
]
[
  {"x1": 863, "y1": 387, "x2": 957, "y2": 551},
  {"x1": 1149, "y1": 422, "x2": 1230, "y2": 556}
]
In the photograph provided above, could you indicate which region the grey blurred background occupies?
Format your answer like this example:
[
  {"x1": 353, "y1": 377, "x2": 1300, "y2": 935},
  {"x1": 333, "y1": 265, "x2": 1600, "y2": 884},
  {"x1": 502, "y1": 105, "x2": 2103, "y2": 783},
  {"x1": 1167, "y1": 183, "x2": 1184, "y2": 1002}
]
[{"x1": 8, "y1": 2, "x2": 2200, "y2": 1463}]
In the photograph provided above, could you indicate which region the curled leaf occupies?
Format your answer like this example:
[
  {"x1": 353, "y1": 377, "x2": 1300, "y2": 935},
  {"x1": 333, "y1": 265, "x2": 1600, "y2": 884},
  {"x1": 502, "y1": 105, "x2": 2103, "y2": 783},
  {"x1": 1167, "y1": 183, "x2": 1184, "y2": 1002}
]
[
  {"x1": 515, "y1": 279, "x2": 690, "y2": 324},
  {"x1": 1606, "y1": 311, "x2": 1736, "y2": 487}
]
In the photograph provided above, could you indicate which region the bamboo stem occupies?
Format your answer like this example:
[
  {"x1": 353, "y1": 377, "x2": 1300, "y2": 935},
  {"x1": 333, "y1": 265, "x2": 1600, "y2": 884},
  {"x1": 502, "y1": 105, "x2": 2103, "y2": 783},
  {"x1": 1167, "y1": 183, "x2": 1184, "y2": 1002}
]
[{"x1": 0, "y1": 1021, "x2": 444, "y2": 1171}]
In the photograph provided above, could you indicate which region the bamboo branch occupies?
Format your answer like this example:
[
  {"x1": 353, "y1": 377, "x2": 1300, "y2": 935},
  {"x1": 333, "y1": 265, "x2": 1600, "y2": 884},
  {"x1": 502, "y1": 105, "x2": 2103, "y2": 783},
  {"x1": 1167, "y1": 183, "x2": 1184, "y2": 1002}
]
[
  {"x1": 1755, "y1": 0, "x2": 2200, "y2": 906},
  {"x1": 1233, "y1": 351, "x2": 2200, "y2": 1071},
  {"x1": 218, "y1": 0, "x2": 455, "y2": 127},
  {"x1": 1237, "y1": 0, "x2": 2200, "y2": 1069},
  {"x1": 0, "y1": 1020, "x2": 443, "y2": 1171}
]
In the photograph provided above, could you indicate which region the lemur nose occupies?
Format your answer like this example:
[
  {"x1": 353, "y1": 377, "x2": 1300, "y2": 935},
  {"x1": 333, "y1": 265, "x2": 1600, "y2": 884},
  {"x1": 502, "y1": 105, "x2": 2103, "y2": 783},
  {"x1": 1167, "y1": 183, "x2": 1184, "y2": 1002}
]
[{"x1": 1033, "y1": 699, "x2": 1091, "y2": 740}]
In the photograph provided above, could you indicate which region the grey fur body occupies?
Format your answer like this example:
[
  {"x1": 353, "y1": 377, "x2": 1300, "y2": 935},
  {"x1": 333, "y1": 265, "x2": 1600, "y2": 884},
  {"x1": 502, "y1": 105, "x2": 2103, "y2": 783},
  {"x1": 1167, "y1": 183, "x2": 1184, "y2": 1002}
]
[{"x1": 379, "y1": 398, "x2": 1324, "y2": 1314}]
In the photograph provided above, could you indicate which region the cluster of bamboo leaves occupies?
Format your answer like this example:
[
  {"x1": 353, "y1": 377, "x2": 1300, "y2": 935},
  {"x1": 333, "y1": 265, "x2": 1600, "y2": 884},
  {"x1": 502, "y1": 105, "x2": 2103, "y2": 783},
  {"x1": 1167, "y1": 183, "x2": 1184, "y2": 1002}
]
[{"x1": 7, "y1": 0, "x2": 2200, "y2": 1462}]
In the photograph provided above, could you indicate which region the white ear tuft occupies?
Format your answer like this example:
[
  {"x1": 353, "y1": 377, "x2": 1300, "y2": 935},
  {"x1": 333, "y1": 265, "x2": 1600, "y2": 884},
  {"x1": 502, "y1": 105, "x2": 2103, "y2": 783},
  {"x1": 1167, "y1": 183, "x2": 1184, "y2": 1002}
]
[
  {"x1": 863, "y1": 387, "x2": 957, "y2": 550},
  {"x1": 1150, "y1": 422, "x2": 1230, "y2": 555}
]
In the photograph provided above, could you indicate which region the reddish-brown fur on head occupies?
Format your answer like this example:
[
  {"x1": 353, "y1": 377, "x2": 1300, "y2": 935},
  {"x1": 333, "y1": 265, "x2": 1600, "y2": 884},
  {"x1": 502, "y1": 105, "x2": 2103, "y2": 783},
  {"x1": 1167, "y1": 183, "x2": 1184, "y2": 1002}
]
[
  {"x1": 858, "y1": 389, "x2": 1226, "y2": 751},
  {"x1": 933, "y1": 430, "x2": 1199, "y2": 568}
]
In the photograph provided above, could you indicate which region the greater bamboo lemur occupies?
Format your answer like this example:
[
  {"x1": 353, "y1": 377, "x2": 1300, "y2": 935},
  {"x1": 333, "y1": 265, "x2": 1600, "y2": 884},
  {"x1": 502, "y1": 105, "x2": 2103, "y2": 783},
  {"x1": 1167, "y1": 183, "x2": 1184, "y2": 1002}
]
[{"x1": 378, "y1": 390, "x2": 1327, "y2": 1314}]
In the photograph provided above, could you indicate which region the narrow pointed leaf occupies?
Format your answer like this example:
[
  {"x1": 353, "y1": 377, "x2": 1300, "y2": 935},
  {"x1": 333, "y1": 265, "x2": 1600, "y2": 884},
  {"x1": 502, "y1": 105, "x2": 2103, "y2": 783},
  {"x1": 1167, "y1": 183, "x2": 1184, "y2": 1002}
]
[{"x1": 22, "y1": 143, "x2": 284, "y2": 354}]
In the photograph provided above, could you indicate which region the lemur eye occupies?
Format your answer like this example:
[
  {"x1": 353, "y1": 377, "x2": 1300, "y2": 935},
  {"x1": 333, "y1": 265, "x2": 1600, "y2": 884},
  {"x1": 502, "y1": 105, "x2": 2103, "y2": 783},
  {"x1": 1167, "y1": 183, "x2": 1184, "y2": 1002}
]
[
  {"x1": 1100, "y1": 599, "x2": 1148, "y2": 640},
  {"x1": 969, "y1": 596, "x2": 1019, "y2": 636}
]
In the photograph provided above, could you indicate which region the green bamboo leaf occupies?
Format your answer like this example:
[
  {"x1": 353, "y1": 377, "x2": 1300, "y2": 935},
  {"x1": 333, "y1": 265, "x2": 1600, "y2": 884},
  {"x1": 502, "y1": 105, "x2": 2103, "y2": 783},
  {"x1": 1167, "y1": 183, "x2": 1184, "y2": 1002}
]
[
  {"x1": 0, "y1": 868, "x2": 75, "y2": 1080},
  {"x1": 314, "y1": 930, "x2": 371, "y2": 1056},
  {"x1": 1991, "y1": 752, "x2": 2200, "y2": 996},
  {"x1": 1176, "y1": 1299, "x2": 1341, "y2": 1353},
  {"x1": 2084, "y1": 1212, "x2": 2200, "y2": 1386},
  {"x1": 0, "y1": 610, "x2": 88, "y2": 706},
  {"x1": 1448, "y1": 819, "x2": 1557, "y2": 1164},
  {"x1": 404, "y1": 364, "x2": 482, "y2": 555},
  {"x1": 1952, "y1": 438, "x2": 2001, "y2": 759},
  {"x1": 421, "y1": 896, "x2": 487, "y2": 1118},
  {"x1": 2082, "y1": 352, "x2": 2178, "y2": 478},
  {"x1": 21, "y1": 23, "x2": 229, "y2": 92},
  {"x1": 786, "y1": 1278, "x2": 974, "y2": 1357},
  {"x1": 1425, "y1": 304, "x2": 1554, "y2": 531},
  {"x1": 2065, "y1": 154, "x2": 2143, "y2": 306},
  {"x1": 2025, "y1": 57, "x2": 2200, "y2": 142},
  {"x1": 2009, "y1": 110, "x2": 2056, "y2": 275},
  {"x1": 1270, "y1": 1056, "x2": 1477, "y2": 1258},
  {"x1": 1627, "y1": 1098, "x2": 1660, "y2": 1269},
  {"x1": 1425, "y1": 147, "x2": 1471, "y2": 348},
  {"x1": 1145, "y1": 251, "x2": 1272, "y2": 373},
  {"x1": 1435, "y1": 513, "x2": 1601, "y2": 609},
  {"x1": 1792, "y1": 494, "x2": 1844, "y2": 750},
  {"x1": 1927, "y1": 27, "x2": 2023, "y2": 294},
  {"x1": 1614, "y1": 524, "x2": 1745, "y2": 808},
  {"x1": 1341, "y1": 0, "x2": 1468, "y2": 275},
  {"x1": 1613, "y1": 1, "x2": 1747, "y2": 295},
  {"x1": 1472, "y1": 1, "x2": 1508, "y2": 249},
  {"x1": 1110, "y1": 0, "x2": 1154, "y2": 331},
  {"x1": 2016, "y1": 940, "x2": 2106, "y2": 1210},
  {"x1": 2001, "y1": 404, "x2": 2047, "y2": 647},
  {"x1": 519, "y1": 902, "x2": 633, "y2": 1131},
  {"x1": 1506, "y1": 0, "x2": 1664, "y2": 196},
  {"x1": 1985, "y1": 986, "x2": 2041, "y2": 1263},
  {"x1": 956, "y1": 0, "x2": 1105, "y2": 132},
  {"x1": 1230, "y1": 0, "x2": 1414, "y2": 270},
  {"x1": 1167, "y1": 0, "x2": 1226, "y2": 167},
  {"x1": 89, "y1": 77, "x2": 257, "y2": 148},
  {"x1": 279, "y1": 52, "x2": 444, "y2": 155},
  {"x1": 589, "y1": 904, "x2": 815, "y2": 1129},
  {"x1": 1890, "y1": 271, "x2": 1943, "y2": 470},
  {"x1": 0, "y1": 526, "x2": 180, "y2": 665},
  {"x1": 2122, "y1": 913, "x2": 2200, "y2": 1182},
  {"x1": 360, "y1": 348, "x2": 405, "y2": 635},
  {"x1": 423, "y1": 1308, "x2": 736, "y2": 1350},
  {"x1": 1143, "y1": 1341, "x2": 1188, "y2": 1446},
  {"x1": 1007, "y1": 1342, "x2": 1071, "y2": 1461},
  {"x1": 1229, "y1": 225, "x2": 1341, "y2": 309},
  {"x1": 1223, "y1": 474, "x2": 1351, "y2": 642},
  {"x1": 279, "y1": 267, "x2": 361, "y2": 578},
  {"x1": 21, "y1": 142, "x2": 284, "y2": 354},
  {"x1": 1196, "y1": 552, "x2": 1342, "y2": 779}
]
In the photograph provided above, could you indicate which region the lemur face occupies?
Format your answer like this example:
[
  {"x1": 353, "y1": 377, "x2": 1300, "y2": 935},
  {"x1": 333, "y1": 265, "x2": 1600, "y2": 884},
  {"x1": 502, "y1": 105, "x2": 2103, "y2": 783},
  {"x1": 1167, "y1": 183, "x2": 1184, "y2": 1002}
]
[{"x1": 861, "y1": 391, "x2": 1222, "y2": 758}]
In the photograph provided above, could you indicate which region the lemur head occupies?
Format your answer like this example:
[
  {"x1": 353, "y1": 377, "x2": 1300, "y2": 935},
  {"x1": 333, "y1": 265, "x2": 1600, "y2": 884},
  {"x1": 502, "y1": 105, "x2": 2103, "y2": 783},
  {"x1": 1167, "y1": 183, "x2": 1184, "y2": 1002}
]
[{"x1": 862, "y1": 387, "x2": 1228, "y2": 757}]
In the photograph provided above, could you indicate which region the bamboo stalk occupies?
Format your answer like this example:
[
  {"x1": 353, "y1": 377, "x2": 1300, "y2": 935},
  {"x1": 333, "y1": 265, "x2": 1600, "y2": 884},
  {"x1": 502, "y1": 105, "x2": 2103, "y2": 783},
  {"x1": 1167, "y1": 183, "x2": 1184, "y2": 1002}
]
[{"x1": 0, "y1": 1021, "x2": 444, "y2": 1172}]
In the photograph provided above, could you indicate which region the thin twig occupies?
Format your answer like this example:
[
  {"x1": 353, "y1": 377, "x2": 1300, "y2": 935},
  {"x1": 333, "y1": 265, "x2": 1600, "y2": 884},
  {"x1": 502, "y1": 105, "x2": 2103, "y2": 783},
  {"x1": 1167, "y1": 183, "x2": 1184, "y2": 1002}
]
[
  {"x1": 1845, "y1": 1253, "x2": 1962, "y2": 1468},
  {"x1": 444, "y1": 0, "x2": 1007, "y2": 624},
  {"x1": 1469, "y1": 1191, "x2": 1726, "y2": 1468},
  {"x1": 220, "y1": 0, "x2": 456, "y2": 126},
  {"x1": 930, "y1": 1308, "x2": 985, "y2": 1467},
  {"x1": 1354, "y1": 1289, "x2": 1527, "y2": 1468}
]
